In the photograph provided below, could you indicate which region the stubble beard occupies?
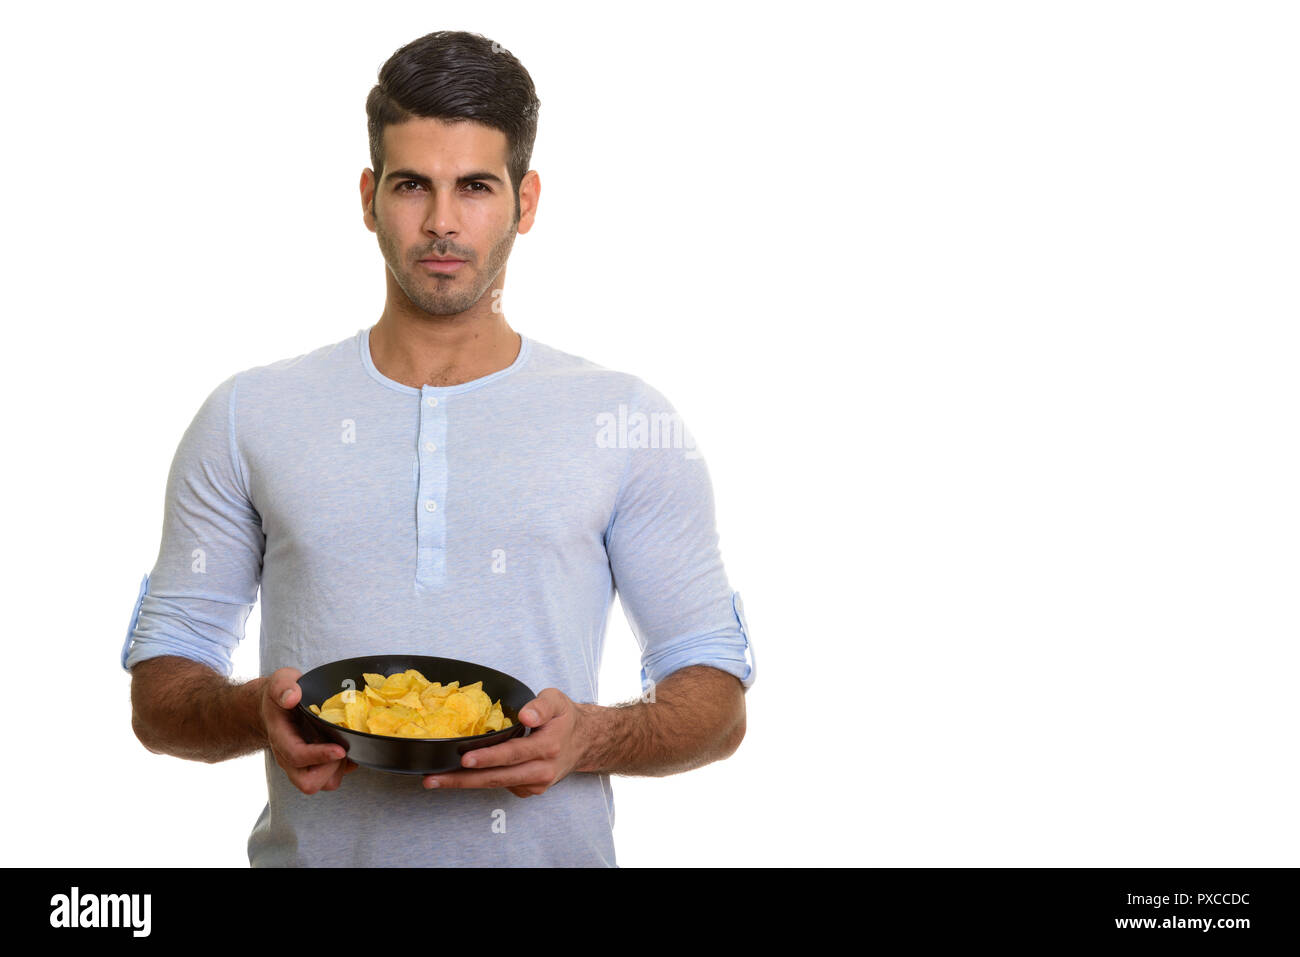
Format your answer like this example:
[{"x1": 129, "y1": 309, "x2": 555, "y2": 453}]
[{"x1": 373, "y1": 198, "x2": 518, "y2": 318}]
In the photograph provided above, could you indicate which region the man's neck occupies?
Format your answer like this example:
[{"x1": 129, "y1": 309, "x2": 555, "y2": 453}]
[{"x1": 370, "y1": 313, "x2": 521, "y2": 389}]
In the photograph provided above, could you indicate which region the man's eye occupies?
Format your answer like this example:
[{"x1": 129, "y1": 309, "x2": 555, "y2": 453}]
[{"x1": 397, "y1": 181, "x2": 489, "y2": 193}]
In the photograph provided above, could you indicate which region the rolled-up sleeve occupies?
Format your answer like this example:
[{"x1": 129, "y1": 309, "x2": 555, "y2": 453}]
[
  {"x1": 121, "y1": 373, "x2": 264, "y2": 676},
  {"x1": 603, "y1": 379, "x2": 755, "y2": 691}
]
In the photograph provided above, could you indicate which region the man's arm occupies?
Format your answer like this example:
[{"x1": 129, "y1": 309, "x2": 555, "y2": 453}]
[
  {"x1": 422, "y1": 665, "x2": 745, "y2": 794},
  {"x1": 131, "y1": 656, "x2": 269, "y2": 762},
  {"x1": 124, "y1": 377, "x2": 353, "y2": 793},
  {"x1": 573, "y1": 664, "x2": 746, "y2": 776},
  {"x1": 130, "y1": 655, "x2": 356, "y2": 793}
]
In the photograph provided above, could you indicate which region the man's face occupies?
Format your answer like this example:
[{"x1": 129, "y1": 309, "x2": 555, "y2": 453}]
[{"x1": 363, "y1": 117, "x2": 525, "y2": 317}]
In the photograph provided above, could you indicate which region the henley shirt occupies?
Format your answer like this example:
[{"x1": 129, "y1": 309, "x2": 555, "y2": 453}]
[{"x1": 121, "y1": 324, "x2": 755, "y2": 867}]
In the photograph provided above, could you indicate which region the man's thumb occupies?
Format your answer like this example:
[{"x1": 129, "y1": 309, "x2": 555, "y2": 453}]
[{"x1": 271, "y1": 668, "x2": 302, "y2": 708}]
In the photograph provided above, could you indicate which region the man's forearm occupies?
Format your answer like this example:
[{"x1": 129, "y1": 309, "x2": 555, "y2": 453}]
[
  {"x1": 130, "y1": 655, "x2": 269, "y2": 763},
  {"x1": 573, "y1": 665, "x2": 746, "y2": 776}
]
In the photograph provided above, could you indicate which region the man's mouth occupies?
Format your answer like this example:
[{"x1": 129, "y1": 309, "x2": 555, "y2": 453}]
[{"x1": 419, "y1": 257, "x2": 467, "y2": 273}]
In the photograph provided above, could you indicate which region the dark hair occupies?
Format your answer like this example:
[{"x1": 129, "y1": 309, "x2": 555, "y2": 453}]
[{"x1": 366, "y1": 31, "x2": 540, "y2": 222}]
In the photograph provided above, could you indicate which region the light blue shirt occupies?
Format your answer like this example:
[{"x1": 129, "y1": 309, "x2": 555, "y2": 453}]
[{"x1": 122, "y1": 325, "x2": 755, "y2": 867}]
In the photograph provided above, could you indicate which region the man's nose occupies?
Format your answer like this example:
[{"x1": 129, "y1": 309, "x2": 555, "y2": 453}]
[{"x1": 422, "y1": 189, "x2": 462, "y2": 237}]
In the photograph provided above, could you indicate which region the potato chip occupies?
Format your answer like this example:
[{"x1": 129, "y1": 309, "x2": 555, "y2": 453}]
[
  {"x1": 378, "y1": 673, "x2": 412, "y2": 699},
  {"x1": 442, "y1": 693, "x2": 476, "y2": 725},
  {"x1": 421, "y1": 682, "x2": 451, "y2": 702},
  {"x1": 344, "y1": 694, "x2": 369, "y2": 730},
  {"x1": 464, "y1": 687, "x2": 491, "y2": 717},
  {"x1": 308, "y1": 668, "x2": 513, "y2": 739},
  {"x1": 365, "y1": 706, "x2": 403, "y2": 736},
  {"x1": 424, "y1": 712, "x2": 463, "y2": 738},
  {"x1": 393, "y1": 689, "x2": 424, "y2": 710}
]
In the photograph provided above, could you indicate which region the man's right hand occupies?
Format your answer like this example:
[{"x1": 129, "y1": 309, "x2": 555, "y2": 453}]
[{"x1": 261, "y1": 667, "x2": 358, "y2": 794}]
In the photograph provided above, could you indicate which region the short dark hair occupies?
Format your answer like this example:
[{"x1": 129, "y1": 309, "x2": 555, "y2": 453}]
[{"x1": 366, "y1": 31, "x2": 541, "y2": 222}]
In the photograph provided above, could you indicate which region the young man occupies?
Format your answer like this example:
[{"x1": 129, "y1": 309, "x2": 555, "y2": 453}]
[{"x1": 124, "y1": 30, "x2": 754, "y2": 867}]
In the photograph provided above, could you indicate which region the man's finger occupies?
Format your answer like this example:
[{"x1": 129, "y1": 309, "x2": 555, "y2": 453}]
[
  {"x1": 289, "y1": 759, "x2": 345, "y2": 795},
  {"x1": 264, "y1": 704, "x2": 346, "y2": 764},
  {"x1": 424, "y1": 759, "x2": 551, "y2": 790},
  {"x1": 458, "y1": 734, "x2": 546, "y2": 769},
  {"x1": 270, "y1": 728, "x2": 347, "y2": 769},
  {"x1": 284, "y1": 741, "x2": 347, "y2": 768},
  {"x1": 321, "y1": 759, "x2": 350, "y2": 791}
]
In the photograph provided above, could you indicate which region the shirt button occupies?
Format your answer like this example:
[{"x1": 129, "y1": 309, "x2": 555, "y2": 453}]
[
  {"x1": 424, "y1": 442, "x2": 437, "y2": 453},
  {"x1": 426, "y1": 396, "x2": 438, "y2": 408},
  {"x1": 425, "y1": 500, "x2": 437, "y2": 512}
]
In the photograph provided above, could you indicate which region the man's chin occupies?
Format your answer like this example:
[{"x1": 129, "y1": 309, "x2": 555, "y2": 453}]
[{"x1": 409, "y1": 296, "x2": 481, "y2": 318}]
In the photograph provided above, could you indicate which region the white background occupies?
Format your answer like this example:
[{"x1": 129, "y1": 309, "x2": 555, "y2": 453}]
[{"x1": 2, "y1": 1, "x2": 1297, "y2": 867}]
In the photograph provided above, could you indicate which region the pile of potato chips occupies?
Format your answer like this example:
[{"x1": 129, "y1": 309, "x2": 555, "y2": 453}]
[{"x1": 308, "y1": 669, "x2": 512, "y2": 739}]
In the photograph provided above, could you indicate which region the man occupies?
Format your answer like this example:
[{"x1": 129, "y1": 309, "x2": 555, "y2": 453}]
[{"x1": 124, "y1": 30, "x2": 754, "y2": 867}]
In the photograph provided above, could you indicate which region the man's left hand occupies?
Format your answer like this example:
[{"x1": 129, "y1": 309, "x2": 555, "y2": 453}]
[{"x1": 421, "y1": 688, "x2": 586, "y2": 798}]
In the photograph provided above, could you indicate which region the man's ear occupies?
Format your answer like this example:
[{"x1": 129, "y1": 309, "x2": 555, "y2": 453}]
[
  {"x1": 360, "y1": 169, "x2": 377, "y2": 233},
  {"x1": 517, "y1": 169, "x2": 541, "y2": 235}
]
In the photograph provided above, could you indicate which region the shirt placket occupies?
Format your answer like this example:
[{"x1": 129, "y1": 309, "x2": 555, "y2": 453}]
[{"x1": 416, "y1": 389, "x2": 449, "y2": 589}]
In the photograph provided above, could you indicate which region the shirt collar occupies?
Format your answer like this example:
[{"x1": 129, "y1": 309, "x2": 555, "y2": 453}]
[{"x1": 358, "y1": 325, "x2": 532, "y2": 396}]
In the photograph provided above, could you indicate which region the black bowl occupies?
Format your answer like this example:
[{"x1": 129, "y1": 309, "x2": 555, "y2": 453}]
[{"x1": 294, "y1": 654, "x2": 534, "y2": 775}]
